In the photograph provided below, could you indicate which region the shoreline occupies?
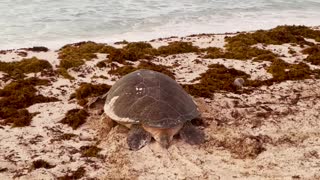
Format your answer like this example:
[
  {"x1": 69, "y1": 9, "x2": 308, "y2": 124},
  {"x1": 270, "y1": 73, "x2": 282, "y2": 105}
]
[
  {"x1": 0, "y1": 25, "x2": 320, "y2": 179},
  {"x1": 1, "y1": 24, "x2": 320, "y2": 51}
]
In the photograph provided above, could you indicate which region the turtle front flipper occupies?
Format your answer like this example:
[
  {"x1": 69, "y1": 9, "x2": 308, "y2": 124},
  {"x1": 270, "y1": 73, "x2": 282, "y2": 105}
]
[
  {"x1": 85, "y1": 92, "x2": 108, "y2": 115},
  {"x1": 127, "y1": 125, "x2": 152, "y2": 151},
  {"x1": 180, "y1": 121, "x2": 205, "y2": 145}
]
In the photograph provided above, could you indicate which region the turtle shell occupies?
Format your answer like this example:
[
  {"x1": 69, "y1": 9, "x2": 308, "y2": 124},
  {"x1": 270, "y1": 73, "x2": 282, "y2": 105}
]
[{"x1": 104, "y1": 69, "x2": 200, "y2": 128}]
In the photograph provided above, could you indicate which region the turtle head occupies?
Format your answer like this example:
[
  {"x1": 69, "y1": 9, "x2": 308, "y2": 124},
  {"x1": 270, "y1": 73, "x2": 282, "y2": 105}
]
[
  {"x1": 142, "y1": 124, "x2": 184, "y2": 149},
  {"x1": 158, "y1": 134, "x2": 172, "y2": 149}
]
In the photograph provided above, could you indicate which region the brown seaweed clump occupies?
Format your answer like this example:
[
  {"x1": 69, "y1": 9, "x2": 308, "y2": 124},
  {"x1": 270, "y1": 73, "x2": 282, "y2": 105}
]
[
  {"x1": 96, "y1": 60, "x2": 108, "y2": 68},
  {"x1": 59, "y1": 109, "x2": 89, "y2": 129},
  {"x1": 205, "y1": 25, "x2": 320, "y2": 61},
  {"x1": 32, "y1": 160, "x2": 55, "y2": 169},
  {"x1": 203, "y1": 37, "x2": 277, "y2": 60},
  {"x1": 80, "y1": 145, "x2": 102, "y2": 157},
  {"x1": 182, "y1": 59, "x2": 316, "y2": 99},
  {"x1": 58, "y1": 41, "x2": 116, "y2": 69},
  {"x1": 157, "y1": 41, "x2": 200, "y2": 56},
  {"x1": 57, "y1": 167, "x2": 86, "y2": 180},
  {"x1": 108, "y1": 61, "x2": 175, "y2": 79},
  {"x1": 107, "y1": 42, "x2": 157, "y2": 63},
  {"x1": 71, "y1": 83, "x2": 111, "y2": 106},
  {"x1": 0, "y1": 57, "x2": 52, "y2": 79},
  {"x1": 56, "y1": 68, "x2": 75, "y2": 80},
  {"x1": 0, "y1": 77, "x2": 59, "y2": 127},
  {"x1": 1, "y1": 109, "x2": 35, "y2": 127},
  {"x1": 183, "y1": 64, "x2": 250, "y2": 98},
  {"x1": 108, "y1": 65, "x2": 138, "y2": 77},
  {"x1": 227, "y1": 135, "x2": 267, "y2": 159},
  {"x1": 267, "y1": 59, "x2": 313, "y2": 81},
  {"x1": 204, "y1": 134, "x2": 269, "y2": 159},
  {"x1": 226, "y1": 25, "x2": 320, "y2": 46},
  {"x1": 302, "y1": 45, "x2": 320, "y2": 65},
  {"x1": 247, "y1": 58, "x2": 318, "y2": 87},
  {"x1": 253, "y1": 53, "x2": 278, "y2": 62},
  {"x1": 59, "y1": 41, "x2": 200, "y2": 67},
  {"x1": 202, "y1": 47, "x2": 225, "y2": 59},
  {"x1": 137, "y1": 61, "x2": 175, "y2": 79},
  {"x1": 20, "y1": 46, "x2": 49, "y2": 52},
  {"x1": 120, "y1": 42, "x2": 155, "y2": 61},
  {"x1": 107, "y1": 41, "x2": 200, "y2": 63}
]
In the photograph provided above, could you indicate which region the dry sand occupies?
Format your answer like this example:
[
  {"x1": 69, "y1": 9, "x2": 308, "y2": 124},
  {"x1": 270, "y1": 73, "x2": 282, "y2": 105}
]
[{"x1": 0, "y1": 32, "x2": 320, "y2": 180}]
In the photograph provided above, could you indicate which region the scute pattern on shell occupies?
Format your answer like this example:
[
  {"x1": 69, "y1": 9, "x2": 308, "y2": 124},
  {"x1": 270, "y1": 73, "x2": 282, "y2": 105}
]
[{"x1": 104, "y1": 69, "x2": 200, "y2": 128}]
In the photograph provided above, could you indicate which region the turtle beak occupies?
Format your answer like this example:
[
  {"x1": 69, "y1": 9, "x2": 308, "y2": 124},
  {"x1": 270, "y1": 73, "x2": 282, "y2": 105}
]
[{"x1": 159, "y1": 134, "x2": 171, "y2": 149}]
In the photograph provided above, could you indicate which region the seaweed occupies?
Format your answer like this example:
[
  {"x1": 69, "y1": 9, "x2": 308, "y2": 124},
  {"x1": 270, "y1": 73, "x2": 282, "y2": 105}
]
[
  {"x1": 0, "y1": 168, "x2": 8, "y2": 172},
  {"x1": 106, "y1": 48, "x2": 127, "y2": 64},
  {"x1": 73, "y1": 83, "x2": 111, "y2": 106},
  {"x1": 183, "y1": 64, "x2": 250, "y2": 98},
  {"x1": 17, "y1": 51, "x2": 27, "y2": 57},
  {"x1": 59, "y1": 57, "x2": 85, "y2": 70},
  {"x1": 137, "y1": 61, "x2": 175, "y2": 79},
  {"x1": 40, "y1": 69, "x2": 58, "y2": 77},
  {"x1": 228, "y1": 135, "x2": 267, "y2": 159},
  {"x1": 183, "y1": 59, "x2": 315, "y2": 99},
  {"x1": 108, "y1": 42, "x2": 156, "y2": 63},
  {"x1": 157, "y1": 41, "x2": 200, "y2": 55},
  {"x1": 1, "y1": 109, "x2": 35, "y2": 127},
  {"x1": 58, "y1": 41, "x2": 115, "y2": 69},
  {"x1": 226, "y1": 25, "x2": 319, "y2": 46},
  {"x1": 59, "y1": 109, "x2": 89, "y2": 129},
  {"x1": 114, "y1": 40, "x2": 129, "y2": 45},
  {"x1": 32, "y1": 160, "x2": 55, "y2": 169},
  {"x1": 50, "y1": 133, "x2": 77, "y2": 143},
  {"x1": 123, "y1": 42, "x2": 156, "y2": 60},
  {"x1": 182, "y1": 84, "x2": 213, "y2": 98},
  {"x1": 204, "y1": 40, "x2": 276, "y2": 60},
  {"x1": 21, "y1": 46, "x2": 49, "y2": 52},
  {"x1": 99, "y1": 75, "x2": 108, "y2": 79},
  {"x1": 224, "y1": 45, "x2": 274, "y2": 60},
  {"x1": 253, "y1": 53, "x2": 278, "y2": 62},
  {"x1": 302, "y1": 45, "x2": 320, "y2": 65},
  {"x1": 248, "y1": 59, "x2": 316, "y2": 87},
  {"x1": 0, "y1": 57, "x2": 52, "y2": 79},
  {"x1": 205, "y1": 25, "x2": 320, "y2": 61},
  {"x1": 302, "y1": 45, "x2": 320, "y2": 55},
  {"x1": 108, "y1": 41, "x2": 200, "y2": 63},
  {"x1": 58, "y1": 133, "x2": 76, "y2": 141},
  {"x1": 56, "y1": 68, "x2": 75, "y2": 80},
  {"x1": 313, "y1": 69, "x2": 320, "y2": 79},
  {"x1": 59, "y1": 40, "x2": 200, "y2": 66},
  {"x1": 203, "y1": 47, "x2": 225, "y2": 59},
  {"x1": 96, "y1": 60, "x2": 107, "y2": 68},
  {"x1": 58, "y1": 167, "x2": 86, "y2": 180},
  {"x1": 108, "y1": 65, "x2": 137, "y2": 77},
  {"x1": 288, "y1": 48, "x2": 296, "y2": 55},
  {"x1": 267, "y1": 59, "x2": 312, "y2": 81},
  {"x1": 247, "y1": 59, "x2": 315, "y2": 87},
  {"x1": 0, "y1": 77, "x2": 59, "y2": 127},
  {"x1": 108, "y1": 61, "x2": 175, "y2": 79},
  {"x1": 80, "y1": 145, "x2": 102, "y2": 157}
]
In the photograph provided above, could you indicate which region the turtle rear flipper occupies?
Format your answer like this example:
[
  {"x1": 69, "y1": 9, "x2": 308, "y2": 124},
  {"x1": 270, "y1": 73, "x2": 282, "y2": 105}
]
[
  {"x1": 127, "y1": 125, "x2": 152, "y2": 151},
  {"x1": 180, "y1": 121, "x2": 205, "y2": 145}
]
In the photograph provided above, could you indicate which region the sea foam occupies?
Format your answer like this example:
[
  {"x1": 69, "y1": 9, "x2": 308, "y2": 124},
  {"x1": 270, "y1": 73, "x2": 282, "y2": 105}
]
[{"x1": 0, "y1": 0, "x2": 320, "y2": 50}]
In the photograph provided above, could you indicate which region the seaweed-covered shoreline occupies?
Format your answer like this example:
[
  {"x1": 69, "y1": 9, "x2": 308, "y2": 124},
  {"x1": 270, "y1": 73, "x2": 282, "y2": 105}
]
[{"x1": 0, "y1": 25, "x2": 320, "y2": 179}]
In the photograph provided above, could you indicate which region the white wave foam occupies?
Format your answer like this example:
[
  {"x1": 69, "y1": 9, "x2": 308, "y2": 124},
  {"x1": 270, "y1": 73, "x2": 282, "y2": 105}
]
[{"x1": 0, "y1": 0, "x2": 319, "y2": 50}]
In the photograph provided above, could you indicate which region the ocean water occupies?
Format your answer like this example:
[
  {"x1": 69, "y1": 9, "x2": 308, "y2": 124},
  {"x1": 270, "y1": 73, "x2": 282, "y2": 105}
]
[{"x1": 0, "y1": 0, "x2": 320, "y2": 49}]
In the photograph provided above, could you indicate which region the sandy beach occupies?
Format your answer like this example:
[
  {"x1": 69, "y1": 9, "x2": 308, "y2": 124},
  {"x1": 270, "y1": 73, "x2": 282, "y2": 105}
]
[{"x1": 0, "y1": 25, "x2": 320, "y2": 179}]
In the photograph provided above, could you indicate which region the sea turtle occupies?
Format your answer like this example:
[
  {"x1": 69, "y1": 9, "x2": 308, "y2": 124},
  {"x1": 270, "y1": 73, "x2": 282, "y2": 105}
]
[{"x1": 89, "y1": 69, "x2": 205, "y2": 150}]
